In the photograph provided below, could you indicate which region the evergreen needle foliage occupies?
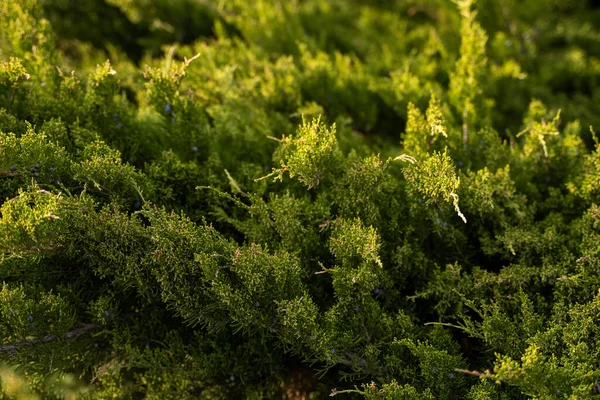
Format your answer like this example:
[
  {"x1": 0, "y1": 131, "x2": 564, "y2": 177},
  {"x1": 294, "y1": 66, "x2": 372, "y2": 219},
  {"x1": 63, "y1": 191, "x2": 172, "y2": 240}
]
[{"x1": 1, "y1": 0, "x2": 600, "y2": 398}]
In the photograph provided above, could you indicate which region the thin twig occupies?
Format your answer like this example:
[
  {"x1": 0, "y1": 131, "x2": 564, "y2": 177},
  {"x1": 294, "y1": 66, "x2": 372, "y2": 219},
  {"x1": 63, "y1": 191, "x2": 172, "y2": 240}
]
[
  {"x1": 0, "y1": 306, "x2": 160, "y2": 353},
  {"x1": 0, "y1": 323, "x2": 101, "y2": 352},
  {"x1": 455, "y1": 368, "x2": 493, "y2": 378},
  {"x1": 6, "y1": 189, "x2": 55, "y2": 203}
]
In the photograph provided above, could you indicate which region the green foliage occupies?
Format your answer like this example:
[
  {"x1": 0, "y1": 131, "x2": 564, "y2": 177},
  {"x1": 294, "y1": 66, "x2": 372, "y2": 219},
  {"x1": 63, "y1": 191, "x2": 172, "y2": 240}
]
[
  {"x1": 266, "y1": 116, "x2": 340, "y2": 189},
  {"x1": 449, "y1": 0, "x2": 491, "y2": 134},
  {"x1": 402, "y1": 149, "x2": 467, "y2": 223},
  {"x1": 1, "y1": 0, "x2": 600, "y2": 398},
  {"x1": 0, "y1": 283, "x2": 76, "y2": 343}
]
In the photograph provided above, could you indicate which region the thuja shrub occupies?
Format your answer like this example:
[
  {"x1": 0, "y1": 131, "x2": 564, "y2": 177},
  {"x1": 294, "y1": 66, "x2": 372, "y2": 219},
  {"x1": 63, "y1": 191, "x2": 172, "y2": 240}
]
[{"x1": 2, "y1": 0, "x2": 600, "y2": 398}]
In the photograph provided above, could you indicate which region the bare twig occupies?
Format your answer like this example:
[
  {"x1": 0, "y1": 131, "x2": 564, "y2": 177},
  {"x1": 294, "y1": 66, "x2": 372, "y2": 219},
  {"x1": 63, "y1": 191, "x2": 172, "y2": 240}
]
[
  {"x1": 0, "y1": 306, "x2": 159, "y2": 353},
  {"x1": 455, "y1": 368, "x2": 493, "y2": 378},
  {"x1": 6, "y1": 189, "x2": 55, "y2": 203},
  {"x1": 0, "y1": 323, "x2": 101, "y2": 352}
]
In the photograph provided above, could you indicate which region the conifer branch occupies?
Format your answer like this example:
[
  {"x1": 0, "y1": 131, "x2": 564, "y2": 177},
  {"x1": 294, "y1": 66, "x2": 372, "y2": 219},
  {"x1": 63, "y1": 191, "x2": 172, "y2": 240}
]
[
  {"x1": 196, "y1": 186, "x2": 250, "y2": 209},
  {"x1": 224, "y1": 169, "x2": 244, "y2": 195},
  {"x1": 254, "y1": 168, "x2": 284, "y2": 183},
  {"x1": 330, "y1": 386, "x2": 362, "y2": 396},
  {"x1": 424, "y1": 321, "x2": 468, "y2": 330}
]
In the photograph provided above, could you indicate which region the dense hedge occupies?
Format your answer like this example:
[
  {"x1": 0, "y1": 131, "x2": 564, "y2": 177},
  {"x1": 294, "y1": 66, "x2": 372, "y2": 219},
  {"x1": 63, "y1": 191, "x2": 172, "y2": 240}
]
[{"x1": 2, "y1": 0, "x2": 600, "y2": 398}]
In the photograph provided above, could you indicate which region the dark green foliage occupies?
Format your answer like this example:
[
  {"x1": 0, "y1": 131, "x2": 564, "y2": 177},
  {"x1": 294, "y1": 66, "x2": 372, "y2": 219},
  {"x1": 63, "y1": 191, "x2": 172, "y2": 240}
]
[{"x1": 2, "y1": 0, "x2": 600, "y2": 398}]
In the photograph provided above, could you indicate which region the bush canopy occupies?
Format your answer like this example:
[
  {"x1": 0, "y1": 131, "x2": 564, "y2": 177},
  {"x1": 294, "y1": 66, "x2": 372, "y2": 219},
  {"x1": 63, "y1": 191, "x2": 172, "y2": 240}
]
[{"x1": 2, "y1": 0, "x2": 600, "y2": 398}]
